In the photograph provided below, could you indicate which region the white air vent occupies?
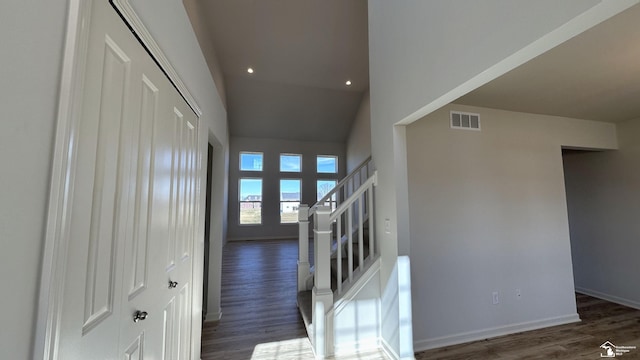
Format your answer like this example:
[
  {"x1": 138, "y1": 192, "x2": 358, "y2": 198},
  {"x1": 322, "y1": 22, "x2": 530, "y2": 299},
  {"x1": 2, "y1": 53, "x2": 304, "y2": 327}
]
[{"x1": 451, "y1": 111, "x2": 481, "y2": 131}]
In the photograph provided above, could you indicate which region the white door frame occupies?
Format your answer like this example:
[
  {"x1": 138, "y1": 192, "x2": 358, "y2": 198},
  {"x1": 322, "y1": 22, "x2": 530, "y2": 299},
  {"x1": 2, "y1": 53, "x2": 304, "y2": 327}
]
[{"x1": 34, "y1": 1, "x2": 204, "y2": 358}]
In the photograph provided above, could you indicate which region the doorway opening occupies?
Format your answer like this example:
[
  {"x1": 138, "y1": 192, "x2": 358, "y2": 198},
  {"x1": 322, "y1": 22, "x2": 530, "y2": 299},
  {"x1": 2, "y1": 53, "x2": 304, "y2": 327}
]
[
  {"x1": 560, "y1": 147, "x2": 635, "y2": 307},
  {"x1": 203, "y1": 143, "x2": 213, "y2": 321}
]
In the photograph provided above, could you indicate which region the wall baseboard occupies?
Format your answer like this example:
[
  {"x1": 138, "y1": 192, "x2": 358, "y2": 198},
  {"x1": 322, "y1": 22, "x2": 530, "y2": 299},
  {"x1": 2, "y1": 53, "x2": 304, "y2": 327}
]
[
  {"x1": 204, "y1": 310, "x2": 222, "y2": 323},
  {"x1": 413, "y1": 313, "x2": 580, "y2": 352},
  {"x1": 576, "y1": 287, "x2": 640, "y2": 310},
  {"x1": 381, "y1": 337, "x2": 416, "y2": 360}
]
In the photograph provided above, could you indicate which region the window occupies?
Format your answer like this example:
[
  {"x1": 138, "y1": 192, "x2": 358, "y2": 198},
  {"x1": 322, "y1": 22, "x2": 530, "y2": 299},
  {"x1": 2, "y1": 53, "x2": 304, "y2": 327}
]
[
  {"x1": 317, "y1": 180, "x2": 338, "y2": 211},
  {"x1": 280, "y1": 179, "x2": 301, "y2": 224},
  {"x1": 239, "y1": 178, "x2": 262, "y2": 224},
  {"x1": 280, "y1": 154, "x2": 302, "y2": 172},
  {"x1": 240, "y1": 152, "x2": 263, "y2": 171},
  {"x1": 317, "y1": 155, "x2": 338, "y2": 173}
]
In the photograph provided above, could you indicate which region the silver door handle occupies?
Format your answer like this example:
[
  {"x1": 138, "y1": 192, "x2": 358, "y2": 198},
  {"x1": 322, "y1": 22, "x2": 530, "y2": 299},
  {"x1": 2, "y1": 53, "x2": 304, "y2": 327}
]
[
  {"x1": 168, "y1": 280, "x2": 178, "y2": 289},
  {"x1": 133, "y1": 310, "x2": 148, "y2": 323}
]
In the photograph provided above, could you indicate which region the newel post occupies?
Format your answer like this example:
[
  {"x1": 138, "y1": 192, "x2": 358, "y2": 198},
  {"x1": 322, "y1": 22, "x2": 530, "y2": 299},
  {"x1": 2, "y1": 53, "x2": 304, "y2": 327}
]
[
  {"x1": 297, "y1": 204, "x2": 310, "y2": 292},
  {"x1": 312, "y1": 206, "x2": 333, "y2": 357}
]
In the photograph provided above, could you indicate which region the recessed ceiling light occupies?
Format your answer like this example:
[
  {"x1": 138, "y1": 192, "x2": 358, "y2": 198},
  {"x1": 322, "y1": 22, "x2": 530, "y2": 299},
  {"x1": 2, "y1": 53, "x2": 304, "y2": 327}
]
[
  {"x1": 345, "y1": 80, "x2": 352, "y2": 86},
  {"x1": 247, "y1": 67, "x2": 254, "y2": 74}
]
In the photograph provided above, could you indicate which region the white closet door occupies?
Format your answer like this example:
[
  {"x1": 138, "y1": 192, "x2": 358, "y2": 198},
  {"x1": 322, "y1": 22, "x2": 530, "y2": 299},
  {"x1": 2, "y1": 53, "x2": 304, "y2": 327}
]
[
  {"x1": 152, "y1": 87, "x2": 199, "y2": 360},
  {"x1": 56, "y1": 1, "x2": 198, "y2": 359}
]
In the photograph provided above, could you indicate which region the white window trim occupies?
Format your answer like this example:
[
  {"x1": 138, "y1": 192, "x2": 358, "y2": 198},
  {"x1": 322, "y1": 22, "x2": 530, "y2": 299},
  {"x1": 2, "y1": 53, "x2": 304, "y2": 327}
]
[
  {"x1": 239, "y1": 151, "x2": 264, "y2": 172},
  {"x1": 279, "y1": 153, "x2": 303, "y2": 173},
  {"x1": 316, "y1": 154, "x2": 339, "y2": 174},
  {"x1": 239, "y1": 177, "x2": 263, "y2": 226},
  {"x1": 280, "y1": 178, "x2": 302, "y2": 224}
]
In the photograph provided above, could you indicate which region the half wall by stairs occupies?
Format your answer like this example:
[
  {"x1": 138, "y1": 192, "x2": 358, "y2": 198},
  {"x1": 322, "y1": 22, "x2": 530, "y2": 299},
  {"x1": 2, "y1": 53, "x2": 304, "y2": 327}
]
[{"x1": 295, "y1": 157, "x2": 412, "y2": 358}]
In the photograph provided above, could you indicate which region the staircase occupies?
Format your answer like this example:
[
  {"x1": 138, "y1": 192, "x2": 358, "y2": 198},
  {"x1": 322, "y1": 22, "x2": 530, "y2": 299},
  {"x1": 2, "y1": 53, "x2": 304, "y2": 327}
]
[{"x1": 297, "y1": 157, "x2": 382, "y2": 358}]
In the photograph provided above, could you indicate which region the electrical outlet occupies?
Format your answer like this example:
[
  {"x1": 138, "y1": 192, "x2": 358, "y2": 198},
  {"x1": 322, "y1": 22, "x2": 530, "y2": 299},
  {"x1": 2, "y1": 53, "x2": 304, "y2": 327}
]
[
  {"x1": 516, "y1": 289, "x2": 522, "y2": 299},
  {"x1": 492, "y1": 291, "x2": 499, "y2": 305}
]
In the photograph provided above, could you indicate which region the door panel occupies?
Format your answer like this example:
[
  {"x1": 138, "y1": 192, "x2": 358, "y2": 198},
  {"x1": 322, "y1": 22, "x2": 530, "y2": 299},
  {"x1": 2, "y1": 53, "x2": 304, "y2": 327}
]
[
  {"x1": 125, "y1": 74, "x2": 157, "y2": 301},
  {"x1": 182, "y1": 120, "x2": 197, "y2": 261},
  {"x1": 162, "y1": 298, "x2": 176, "y2": 360},
  {"x1": 123, "y1": 333, "x2": 144, "y2": 360},
  {"x1": 82, "y1": 35, "x2": 130, "y2": 335},
  {"x1": 178, "y1": 283, "x2": 192, "y2": 360},
  {"x1": 167, "y1": 108, "x2": 183, "y2": 272}
]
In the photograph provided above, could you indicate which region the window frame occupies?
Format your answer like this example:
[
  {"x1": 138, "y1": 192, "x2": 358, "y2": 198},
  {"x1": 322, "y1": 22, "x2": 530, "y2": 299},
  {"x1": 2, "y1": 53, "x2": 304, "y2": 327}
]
[
  {"x1": 279, "y1": 153, "x2": 302, "y2": 173},
  {"x1": 279, "y1": 178, "x2": 302, "y2": 224},
  {"x1": 238, "y1": 177, "x2": 263, "y2": 225},
  {"x1": 239, "y1": 151, "x2": 264, "y2": 172},
  {"x1": 316, "y1": 155, "x2": 338, "y2": 174}
]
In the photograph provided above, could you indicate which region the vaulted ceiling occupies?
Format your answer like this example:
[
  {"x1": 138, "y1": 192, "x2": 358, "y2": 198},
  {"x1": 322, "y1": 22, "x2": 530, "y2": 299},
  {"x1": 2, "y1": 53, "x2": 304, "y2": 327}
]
[
  {"x1": 456, "y1": 3, "x2": 640, "y2": 123},
  {"x1": 185, "y1": 1, "x2": 640, "y2": 142},
  {"x1": 185, "y1": 0, "x2": 369, "y2": 143}
]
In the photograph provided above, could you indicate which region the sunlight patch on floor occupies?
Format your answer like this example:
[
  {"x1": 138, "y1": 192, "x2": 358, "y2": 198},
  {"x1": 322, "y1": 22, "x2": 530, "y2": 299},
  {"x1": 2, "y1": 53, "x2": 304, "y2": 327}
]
[
  {"x1": 251, "y1": 337, "x2": 315, "y2": 360},
  {"x1": 250, "y1": 337, "x2": 391, "y2": 360}
]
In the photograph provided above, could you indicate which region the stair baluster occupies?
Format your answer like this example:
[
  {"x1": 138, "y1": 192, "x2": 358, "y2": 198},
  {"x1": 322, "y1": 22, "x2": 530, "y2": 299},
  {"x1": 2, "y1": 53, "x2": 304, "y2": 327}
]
[
  {"x1": 336, "y1": 215, "x2": 342, "y2": 294},
  {"x1": 358, "y1": 195, "x2": 364, "y2": 269}
]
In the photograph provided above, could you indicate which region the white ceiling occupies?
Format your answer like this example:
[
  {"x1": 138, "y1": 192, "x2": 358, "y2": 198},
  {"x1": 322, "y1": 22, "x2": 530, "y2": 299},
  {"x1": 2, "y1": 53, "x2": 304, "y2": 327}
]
[
  {"x1": 456, "y1": 4, "x2": 640, "y2": 123},
  {"x1": 192, "y1": 0, "x2": 369, "y2": 142}
]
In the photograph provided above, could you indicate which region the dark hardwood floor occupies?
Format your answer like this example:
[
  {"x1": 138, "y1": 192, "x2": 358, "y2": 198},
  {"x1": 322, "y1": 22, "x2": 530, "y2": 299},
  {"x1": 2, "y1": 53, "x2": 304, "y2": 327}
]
[
  {"x1": 201, "y1": 240, "x2": 640, "y2": 359},
  {"x1": 201, "y1": 239, "x2": 308, "y2": 359},
  {"x1": 415, "y1": 293, "x2": 640, "y2": 359}
]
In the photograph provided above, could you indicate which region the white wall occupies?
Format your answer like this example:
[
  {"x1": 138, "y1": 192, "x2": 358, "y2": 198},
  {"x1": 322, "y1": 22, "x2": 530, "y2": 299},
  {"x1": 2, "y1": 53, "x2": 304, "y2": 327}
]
[
  {"x1": 182, "y1": 0, "x2": 227, "y2": 108},
  {"x1": 227, "y1": 137, "x2": 345, "y2": 240},
  {"x1": 368, "y1": 0, "x2": 638, "y2": 281},
  {"x1": 346, "y1": 90, "x2": 371, "y2": 173},
  {"x1": 406, "y1": 104, "x2": 617, "y2": 349},
  {"x1": 563, "y1": 118, "x2": 640, "y2": 309},
  {"x1": 0, "y1": 1, "x2": 67, "y2": 358},
  {"x1": 333, "y1": 268, "x2": 380, "y2": 355},
  {"x1": 367, "y1": 1, "x2": 637, "y2": 354}
]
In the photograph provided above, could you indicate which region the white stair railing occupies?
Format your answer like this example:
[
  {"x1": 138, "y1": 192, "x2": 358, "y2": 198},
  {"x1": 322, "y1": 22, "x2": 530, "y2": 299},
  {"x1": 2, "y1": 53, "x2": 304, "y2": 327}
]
[
  {"x1": 297, "y1": 164, "x2": 378, "y2": 358},
  {"x1": 309, "y1": 172, "x2": 378, "y2": 357},
  {"x1": 326, "y1": 172, "x2": 377, "y2": 295},
  {"x1": 311, "y1": 157, "x2": 373, "y2": 216},
  {"x1": 298, "y1": 157, "x2": 374, "y2": 293}
]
